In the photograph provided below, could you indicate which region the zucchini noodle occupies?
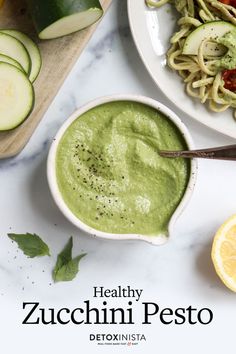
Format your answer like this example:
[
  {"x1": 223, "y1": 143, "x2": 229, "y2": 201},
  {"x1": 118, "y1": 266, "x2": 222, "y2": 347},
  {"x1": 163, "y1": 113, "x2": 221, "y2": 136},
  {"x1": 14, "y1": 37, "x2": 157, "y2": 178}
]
[{"x1": 146, "y1": 0, "x2": 236, "y2": 119}]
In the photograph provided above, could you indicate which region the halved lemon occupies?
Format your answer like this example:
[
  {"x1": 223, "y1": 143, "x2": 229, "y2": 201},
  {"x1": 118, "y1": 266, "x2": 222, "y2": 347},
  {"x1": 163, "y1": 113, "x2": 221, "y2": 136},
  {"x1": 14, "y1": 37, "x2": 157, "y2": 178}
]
[{"x1": 212, "y1": 214, "x2": 236, "y2": 292}]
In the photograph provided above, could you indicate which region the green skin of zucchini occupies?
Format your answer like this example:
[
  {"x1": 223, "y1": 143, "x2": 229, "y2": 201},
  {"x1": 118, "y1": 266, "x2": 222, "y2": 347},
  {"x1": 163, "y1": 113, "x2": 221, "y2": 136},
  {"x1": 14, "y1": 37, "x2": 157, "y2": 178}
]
[{"x1": 26, "y1": 0, "x2": 103, "y2": 35}]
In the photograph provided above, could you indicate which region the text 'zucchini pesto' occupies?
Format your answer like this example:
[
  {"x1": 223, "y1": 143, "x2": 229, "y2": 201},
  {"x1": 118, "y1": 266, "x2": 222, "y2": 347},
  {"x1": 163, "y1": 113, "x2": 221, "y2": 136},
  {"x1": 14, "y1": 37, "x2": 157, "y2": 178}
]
[{"x1": 22, "y1": 301, "x2": 213, "y2": 325}]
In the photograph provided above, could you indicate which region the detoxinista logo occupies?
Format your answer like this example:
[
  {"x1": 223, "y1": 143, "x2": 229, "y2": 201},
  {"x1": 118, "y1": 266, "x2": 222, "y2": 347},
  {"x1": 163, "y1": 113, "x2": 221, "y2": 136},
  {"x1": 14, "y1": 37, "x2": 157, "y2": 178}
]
[{"x1": 89, "y1": 333, "x2": 146, "y2": 346}]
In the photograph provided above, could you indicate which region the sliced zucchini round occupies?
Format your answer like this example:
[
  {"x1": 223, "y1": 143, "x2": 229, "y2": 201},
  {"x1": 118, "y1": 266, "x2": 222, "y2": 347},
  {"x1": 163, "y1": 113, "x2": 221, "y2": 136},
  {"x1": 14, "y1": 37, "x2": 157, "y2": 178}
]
[
  {"x1": 0, "y1": 53, "x2": 25, "y2": 72},
  {"x1": 183, "y1": 21, "x2": 235, "y2": 56},
  {"x1": 0, "y1": 29, "x2": 42, "y2": 82},
  {"x1": 0, "y1": 62, "x2": 34, "y2": 131},
  {"x1": 0, "y1": 32, "x2": 31, "y2": 74}
]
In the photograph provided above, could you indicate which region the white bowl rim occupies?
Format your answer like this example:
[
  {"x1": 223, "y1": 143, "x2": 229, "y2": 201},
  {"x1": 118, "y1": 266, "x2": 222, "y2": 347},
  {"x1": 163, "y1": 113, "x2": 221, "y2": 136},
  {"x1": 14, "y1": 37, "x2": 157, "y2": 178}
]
[{"x1": 47, "y1": 94, "x2": 198, "y2": 245}]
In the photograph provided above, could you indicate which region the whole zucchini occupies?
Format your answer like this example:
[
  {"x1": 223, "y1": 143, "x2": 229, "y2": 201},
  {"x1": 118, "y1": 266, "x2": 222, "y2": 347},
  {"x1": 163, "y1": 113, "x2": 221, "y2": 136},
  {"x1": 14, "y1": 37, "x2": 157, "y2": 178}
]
[{"x1": 26, "y1": 0, "x2": 103, "y2": 40}]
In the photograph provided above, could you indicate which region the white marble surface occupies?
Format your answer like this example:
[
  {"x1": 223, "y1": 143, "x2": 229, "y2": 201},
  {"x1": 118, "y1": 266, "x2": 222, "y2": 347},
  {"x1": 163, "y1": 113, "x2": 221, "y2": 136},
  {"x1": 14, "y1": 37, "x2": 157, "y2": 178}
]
[{"x1": 1, "y1": 1, "x2": 236, "y2": 353}]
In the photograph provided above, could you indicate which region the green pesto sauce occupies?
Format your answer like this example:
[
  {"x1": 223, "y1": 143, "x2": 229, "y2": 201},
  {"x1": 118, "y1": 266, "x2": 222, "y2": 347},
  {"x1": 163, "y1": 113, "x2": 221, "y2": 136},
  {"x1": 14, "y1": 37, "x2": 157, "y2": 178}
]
[
  {"x1": 56, "y1": 101, "x2": 190, "y2": 236},
  {"x1": 218, "y1": 29, "x2": 236, "y2": 70}
]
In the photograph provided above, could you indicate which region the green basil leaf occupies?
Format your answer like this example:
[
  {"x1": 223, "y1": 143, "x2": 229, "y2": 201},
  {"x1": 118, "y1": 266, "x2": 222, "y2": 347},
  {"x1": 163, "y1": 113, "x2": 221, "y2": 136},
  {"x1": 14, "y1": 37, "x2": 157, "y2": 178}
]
[
  {"x1": 53, "y1": 237, "x2": 86, "y2": 282},
  {"x1": 53, "y1": 236, "x2": 73, "y2": 278},
  {"x1": 8, "y1": 233, "x2": 50, "y2": 258},
  {"x1": 53, "y1": 254, "x2": 87, "y2": 282}
]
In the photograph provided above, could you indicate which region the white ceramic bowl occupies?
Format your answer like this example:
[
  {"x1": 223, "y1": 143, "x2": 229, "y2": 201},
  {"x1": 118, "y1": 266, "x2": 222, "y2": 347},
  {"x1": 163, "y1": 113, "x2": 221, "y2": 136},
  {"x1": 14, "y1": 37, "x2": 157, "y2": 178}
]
[{"x1": 47, "y1": 95, "x2": 197, "y2": 245}]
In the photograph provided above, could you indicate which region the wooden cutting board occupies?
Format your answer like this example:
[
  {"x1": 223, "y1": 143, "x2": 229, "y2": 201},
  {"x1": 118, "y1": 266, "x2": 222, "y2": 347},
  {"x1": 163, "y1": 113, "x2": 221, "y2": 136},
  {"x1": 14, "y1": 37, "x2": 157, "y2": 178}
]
[{"x1": 0, "y1": 0, "x2": 111, "y2": 159}]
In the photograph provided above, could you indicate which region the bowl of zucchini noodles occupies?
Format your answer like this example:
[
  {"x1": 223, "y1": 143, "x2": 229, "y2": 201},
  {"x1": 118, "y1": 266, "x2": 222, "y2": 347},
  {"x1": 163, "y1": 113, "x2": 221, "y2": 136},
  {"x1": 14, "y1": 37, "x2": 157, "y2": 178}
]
[{"x1": 128, "y1": 0, "x2": 236, "y2": 136}]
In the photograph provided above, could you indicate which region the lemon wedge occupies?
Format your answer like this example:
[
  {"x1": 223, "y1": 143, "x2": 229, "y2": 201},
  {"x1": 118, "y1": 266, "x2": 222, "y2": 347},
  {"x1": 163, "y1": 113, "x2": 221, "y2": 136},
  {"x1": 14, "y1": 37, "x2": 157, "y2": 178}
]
[{"x1": 212, "y1": 214, "x2": 236, "y2": 292}]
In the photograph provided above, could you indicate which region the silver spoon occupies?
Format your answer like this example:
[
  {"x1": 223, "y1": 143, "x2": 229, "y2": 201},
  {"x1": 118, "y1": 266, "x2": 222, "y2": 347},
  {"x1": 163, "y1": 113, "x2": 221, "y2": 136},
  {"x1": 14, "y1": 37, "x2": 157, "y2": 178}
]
[{"x1": 159, "y1": 144, "x2": 236, "y2": 161}]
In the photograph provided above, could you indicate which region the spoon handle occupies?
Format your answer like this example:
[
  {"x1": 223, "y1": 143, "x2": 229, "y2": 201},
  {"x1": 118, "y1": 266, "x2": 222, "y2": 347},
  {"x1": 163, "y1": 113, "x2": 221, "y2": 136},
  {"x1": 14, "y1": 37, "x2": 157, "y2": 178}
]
[{"x1": 159, "y1": 144, "x2": 236, "y2": 161}]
